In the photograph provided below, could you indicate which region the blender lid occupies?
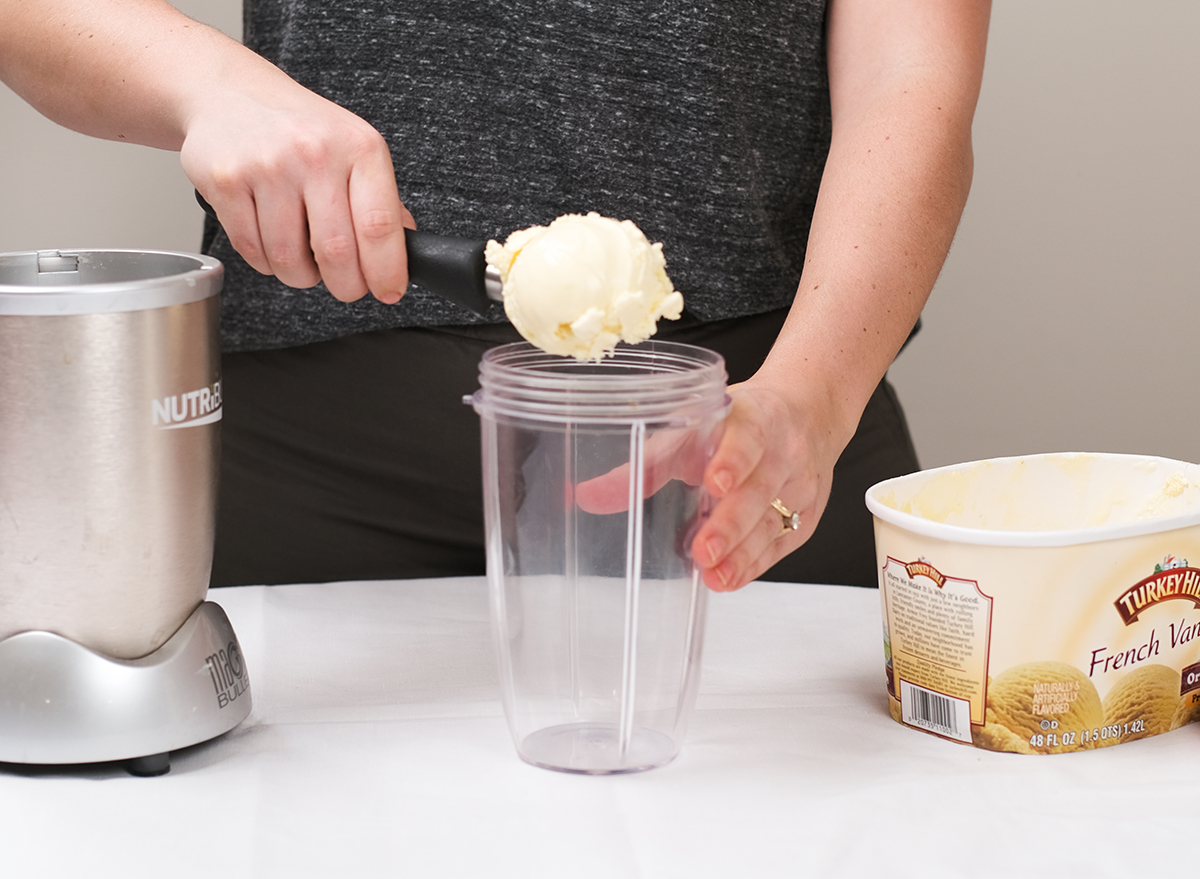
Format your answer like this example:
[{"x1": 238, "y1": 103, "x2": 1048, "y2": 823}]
[{"x1": 0, "y1": 249, "x2": 223, "y2": 315}]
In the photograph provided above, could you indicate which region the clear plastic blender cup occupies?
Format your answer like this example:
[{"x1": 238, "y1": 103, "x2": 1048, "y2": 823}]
[{"x1": 468, "y1": 341, "x2": 729, "y2": 773}]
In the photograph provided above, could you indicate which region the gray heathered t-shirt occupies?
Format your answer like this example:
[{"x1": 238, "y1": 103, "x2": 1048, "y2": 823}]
[{"x1": 210, "y1": 0, "x2": 832, "y2": 352}]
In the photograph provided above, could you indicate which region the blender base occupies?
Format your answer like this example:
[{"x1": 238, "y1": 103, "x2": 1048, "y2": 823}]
[{"x1": 0, "y1": 601, "x2": 252, "y2": 774}]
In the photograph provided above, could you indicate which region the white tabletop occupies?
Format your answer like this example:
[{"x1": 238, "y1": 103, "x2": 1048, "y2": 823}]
[{"x1": 2, "y1": 577, "x2": 1194, "y2": 877}]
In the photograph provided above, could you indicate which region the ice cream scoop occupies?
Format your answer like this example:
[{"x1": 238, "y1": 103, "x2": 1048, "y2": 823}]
[
  {"x1": 194, "y1": 190, "x2": 501, "y2": 314},
  {"x1": 196, "y1": 195, "x2": 681, "y2": 358},
  {"x1": 484, "y1": 212, "x2": 683, "y2": 360}
]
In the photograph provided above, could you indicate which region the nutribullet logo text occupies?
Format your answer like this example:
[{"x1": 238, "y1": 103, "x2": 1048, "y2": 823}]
[
  {"x1": 152, "y1": 380, "x2": 222, "y2": 429},
  {"x1": 205, "y1": 641, "x2": 249, "y2": 709}
]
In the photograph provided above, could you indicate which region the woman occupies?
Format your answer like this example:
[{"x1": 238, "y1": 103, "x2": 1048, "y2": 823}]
[{"x1": 0, "y1": 0, "x2": 990, "y2": 589}]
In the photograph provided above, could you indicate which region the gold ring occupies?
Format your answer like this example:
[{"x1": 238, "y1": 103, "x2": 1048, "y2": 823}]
[{"x1": 771, "y1": 498, "x2": 801, "y2": 536}]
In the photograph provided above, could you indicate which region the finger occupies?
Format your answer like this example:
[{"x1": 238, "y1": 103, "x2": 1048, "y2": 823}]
[
  {"x1": 692, "y1": 452, "x2": 788, "y2": 575},
  {"x1": 203, "y1": 180, "x2": 273, "y2": 277},
  {"x1": 702, "y1": 392, "x2": 769, "y2": 500},
  {"x1": 305, "y1": 178, "x2": 368, "y2": 302},
  {"x1": 573, "y1": 427, "x2": 701, "y2": 515},
  {"x1": 693, "y1": 406, "x2": 782, "y2": 567},
  {"x1": 724, "y1": 489, "x2": 820, "y2": 586},
  {"x1": 700, "y1": 490, "x2": 814, "y2": 592},
  {"x1": 572, "y1": 461, "x2": 640, "y2": 515},
  {"x1": 348, "y1": 149, "x2": 410, "y2": 305},
  {"x1": 253, "y1": 179, "x2": 322, "y2": 289}
]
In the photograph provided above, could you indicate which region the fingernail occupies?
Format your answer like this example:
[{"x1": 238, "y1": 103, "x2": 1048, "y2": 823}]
[
  {"x1": 712, "y1": 470, "x2": 733, "y2": 495},
  {"x1": 703, "y1": 536, "x2": 725, "y2": 565},
  {"x1": 713, "y1": 562, "x2": 732, "y2": 591}
]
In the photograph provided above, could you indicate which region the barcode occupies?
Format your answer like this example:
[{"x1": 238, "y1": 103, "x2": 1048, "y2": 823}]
[{"x1": 900, "y1": 680, "x2": 971, "y2": 743}]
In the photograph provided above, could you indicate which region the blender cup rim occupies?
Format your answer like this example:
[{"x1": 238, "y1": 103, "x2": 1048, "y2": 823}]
[{"x1": 472, "y1": 340, "x2": 730, "y2": 424}]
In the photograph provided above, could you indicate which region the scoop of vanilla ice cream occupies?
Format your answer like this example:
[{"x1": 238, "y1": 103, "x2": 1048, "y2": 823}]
[{"x1": 484, "y1": 212, "x2": 684, "y2": 360}]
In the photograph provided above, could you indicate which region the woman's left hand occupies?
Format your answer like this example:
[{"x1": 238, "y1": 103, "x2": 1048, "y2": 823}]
[{"x1": 689, "y1": 379, "x2": 840, "y2": 592}]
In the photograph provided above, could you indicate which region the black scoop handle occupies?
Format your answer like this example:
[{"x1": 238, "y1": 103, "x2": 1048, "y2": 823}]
[
  {"x1": 404, "y1": 230, "x2": 493, "y2": 315},
  {"x1": 194, "y1": 190, "x2": 494, "y2": 315}
]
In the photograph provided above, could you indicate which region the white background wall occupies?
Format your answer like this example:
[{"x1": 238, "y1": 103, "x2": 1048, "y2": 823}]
[
  {"x1": 0, "y1": 0, "x2": 241, "y2": 255},
  {"x1": 890, "y1": 0, "x2": 1200, "y2": 469},
  {"x1": 2, "y1": 1, "x2": 1197, "y2": 470}
]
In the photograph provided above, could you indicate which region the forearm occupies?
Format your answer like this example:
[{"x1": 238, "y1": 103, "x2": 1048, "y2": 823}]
[
  {"x1": 0, "y1": 0, "x2": 284, "y2": 150},
  {"x1": 755, "y1": 0, "x2": 990, "y2": 457},
  {"x1": 1, "y1": 0, "x2": 410, "y2": 302},
  {"x1": 757, "y1": 83, "x2": 975, "y2": 455}
]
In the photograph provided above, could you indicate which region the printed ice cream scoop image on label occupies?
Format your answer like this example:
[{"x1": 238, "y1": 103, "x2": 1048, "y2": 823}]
[
  {"x1": 1100, "y1": 663, "x2": 1179, "y2": 741},
  {"x1": 976, "y1": 661, "x2": 1104, "y2": 754},
  {"x1": 1171, "y1": 689, "x2": 1200, "y2": 729},
  {"x1": 485, "y1": 213, "x2": 684, "y2": 360}
]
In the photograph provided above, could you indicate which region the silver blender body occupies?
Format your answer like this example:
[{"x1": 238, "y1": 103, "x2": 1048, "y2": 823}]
[{"x1": 0, "y1": 250, "x2": 251, "y2": 774}]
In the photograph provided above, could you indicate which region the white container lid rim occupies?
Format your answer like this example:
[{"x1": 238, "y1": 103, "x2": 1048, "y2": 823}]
[{"x1": 865, "y1": 452, "x2": 1200, "y2": 547}]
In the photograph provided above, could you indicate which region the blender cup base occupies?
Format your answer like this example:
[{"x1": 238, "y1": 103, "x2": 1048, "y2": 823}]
[
  {"x1": 518, "y1": 722, "x2": 680, "y2": 775},
  {"x1": 0, "y1": 601, "x2": 252, "y2": 772}
]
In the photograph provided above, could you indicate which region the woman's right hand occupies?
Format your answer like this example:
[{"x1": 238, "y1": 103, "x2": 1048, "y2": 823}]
[
  {"x1": 0, "y1": 0, "x2": 414, "y2": 304},
  {"x1": 180, "y1": 62, "x2": 415, "y2": 304}
]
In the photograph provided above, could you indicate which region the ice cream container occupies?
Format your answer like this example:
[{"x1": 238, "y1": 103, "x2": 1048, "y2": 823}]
[{"x1": 866, "y1": 452, "x2": 1200, "y2": 753}]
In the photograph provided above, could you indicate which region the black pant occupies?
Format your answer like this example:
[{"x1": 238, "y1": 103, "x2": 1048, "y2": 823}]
[{"x1": 211, "y1": 310, "x2": 918, "y2": 589}]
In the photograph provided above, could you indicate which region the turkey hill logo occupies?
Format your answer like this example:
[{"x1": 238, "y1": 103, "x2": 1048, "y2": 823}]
[
  {"x1": 1115, "y1": 556, "x2": 1200, "y2": 625},
  {"x1": 904, "y1": 559, "x2": 946, "y2": 588}
]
